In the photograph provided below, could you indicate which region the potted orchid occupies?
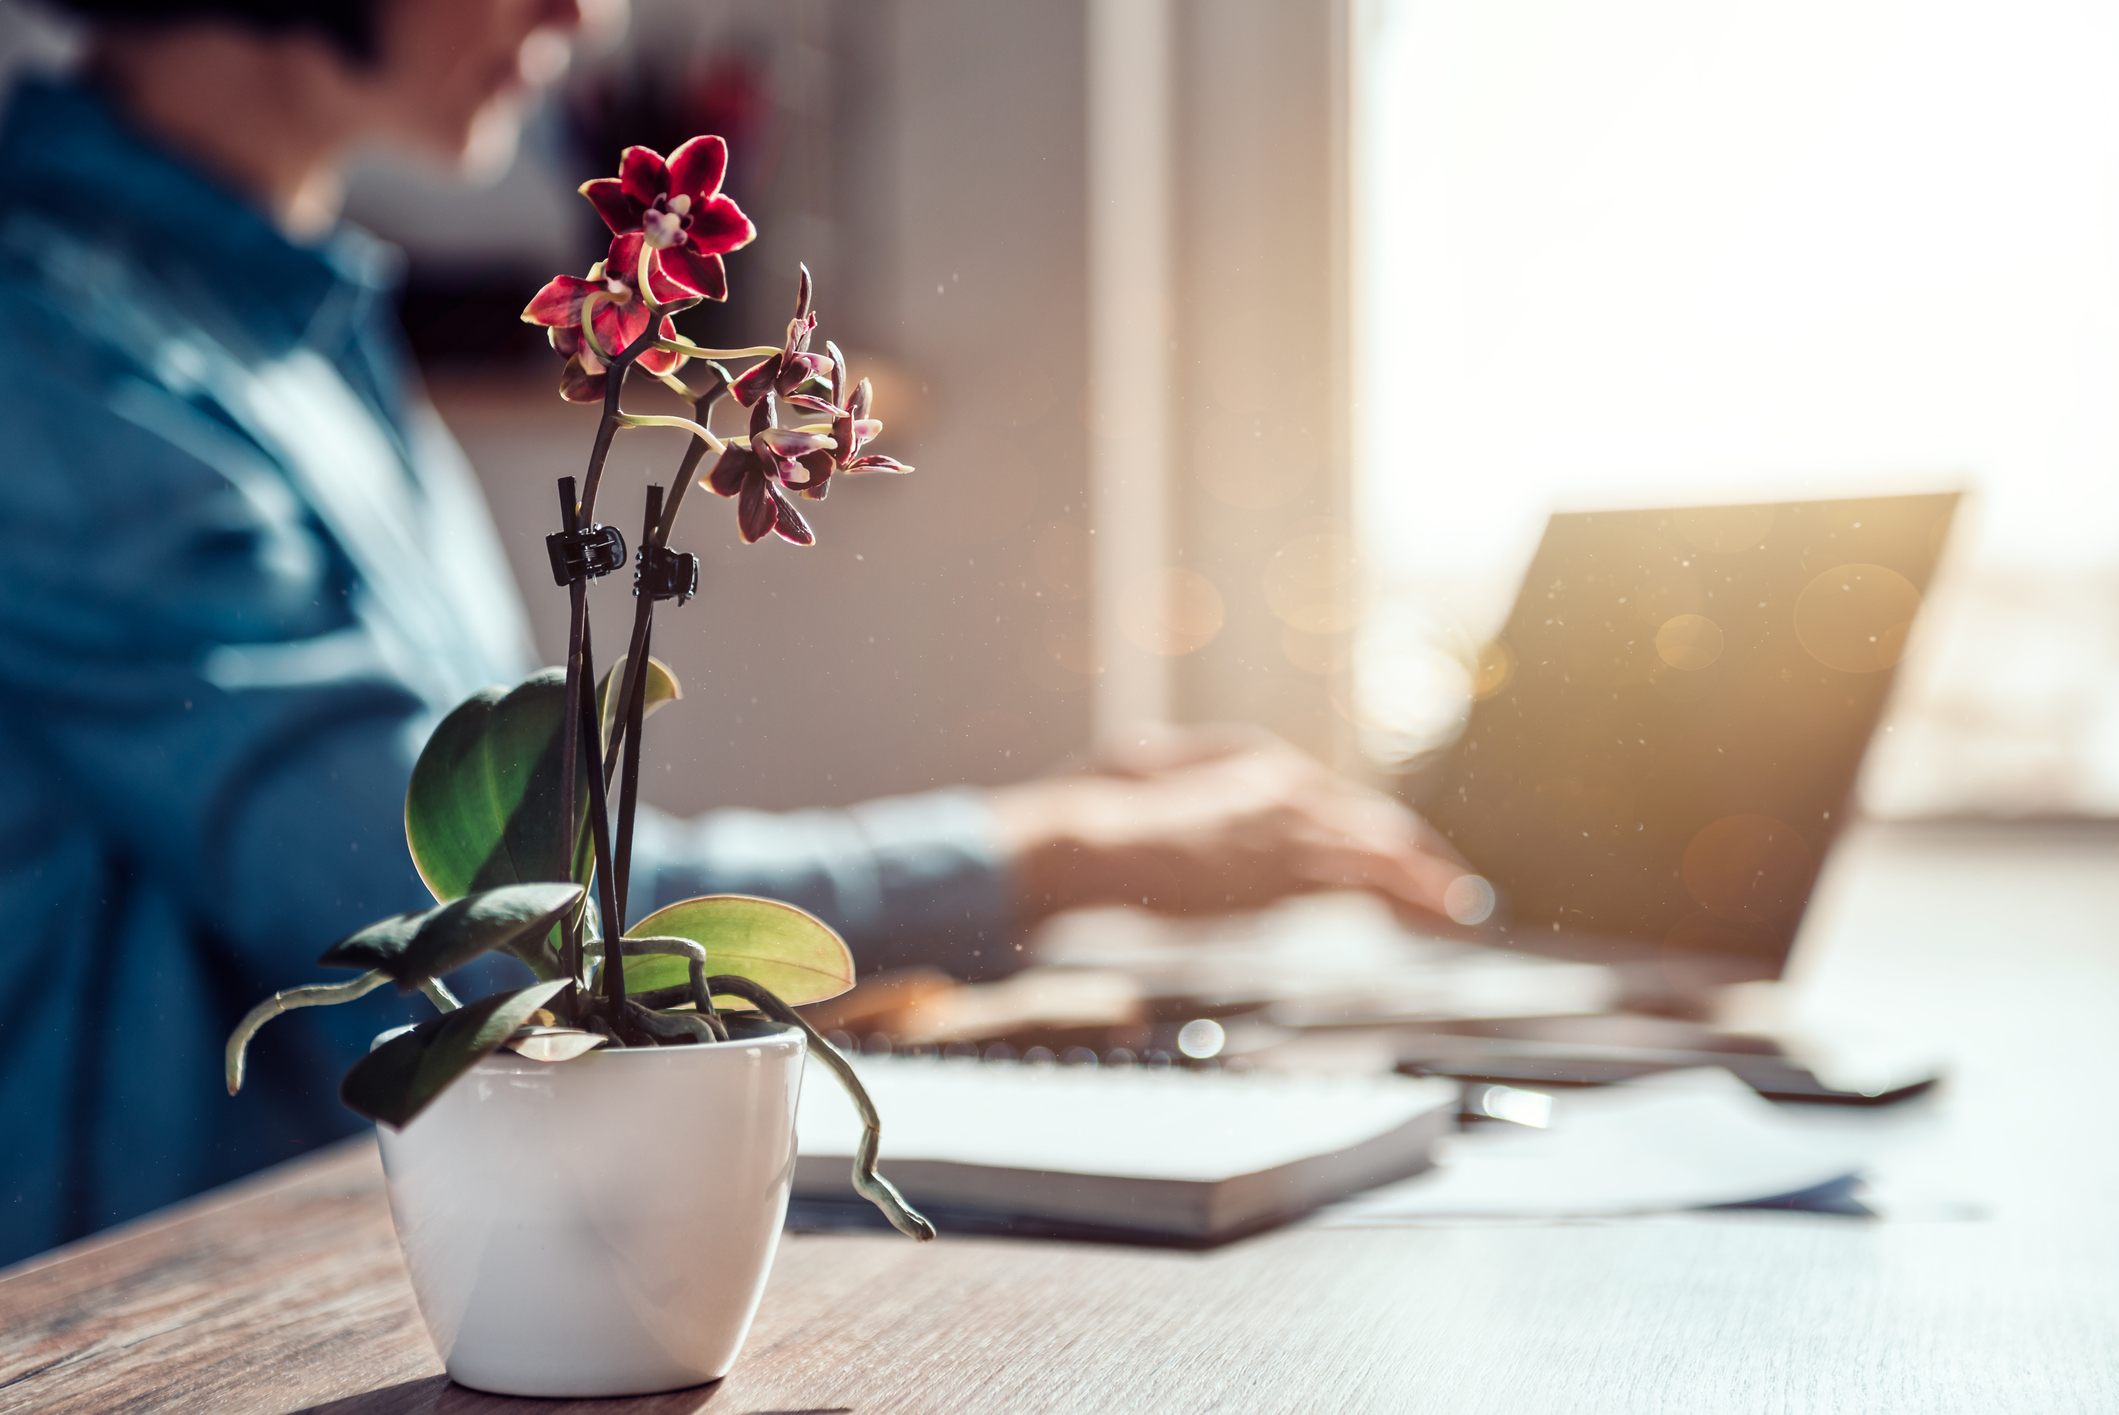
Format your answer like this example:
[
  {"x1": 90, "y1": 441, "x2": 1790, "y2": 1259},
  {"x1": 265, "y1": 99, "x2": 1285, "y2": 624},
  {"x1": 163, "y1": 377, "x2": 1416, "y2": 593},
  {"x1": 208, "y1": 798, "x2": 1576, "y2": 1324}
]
[{"x1": 222, "y1": 134, "x2": 929, "y2": 1400}]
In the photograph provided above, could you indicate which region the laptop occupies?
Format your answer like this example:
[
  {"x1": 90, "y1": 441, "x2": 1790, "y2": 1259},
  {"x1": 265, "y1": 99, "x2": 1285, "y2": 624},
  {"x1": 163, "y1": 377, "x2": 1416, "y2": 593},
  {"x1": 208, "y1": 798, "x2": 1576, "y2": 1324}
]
[{"x1": 1392, "y1": 491, "x2": 1960, "y2": 1101}]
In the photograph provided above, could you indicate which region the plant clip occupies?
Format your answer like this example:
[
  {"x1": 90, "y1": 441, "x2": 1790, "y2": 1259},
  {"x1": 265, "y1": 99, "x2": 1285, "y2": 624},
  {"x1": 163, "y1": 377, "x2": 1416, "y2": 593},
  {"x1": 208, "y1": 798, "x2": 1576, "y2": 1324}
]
[
  {"x1": 546, "y1": 523, "x2": 628, "y2": 586},
  {"x1": 635, "y1": 544, "x2": 701, "y2": 604}
]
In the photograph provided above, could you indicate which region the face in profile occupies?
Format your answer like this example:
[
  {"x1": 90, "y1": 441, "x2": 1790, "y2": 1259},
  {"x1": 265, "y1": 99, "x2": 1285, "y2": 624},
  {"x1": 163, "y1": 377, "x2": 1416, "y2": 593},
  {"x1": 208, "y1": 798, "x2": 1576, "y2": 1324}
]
[{"x1": 361, "y1": 0, "x2": 616, "y2": 172}]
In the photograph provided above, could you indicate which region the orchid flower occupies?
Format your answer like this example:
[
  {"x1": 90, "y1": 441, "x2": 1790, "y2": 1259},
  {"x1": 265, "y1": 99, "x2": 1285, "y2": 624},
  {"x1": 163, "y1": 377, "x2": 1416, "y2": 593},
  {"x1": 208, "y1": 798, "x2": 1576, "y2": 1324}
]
[
  {"x1": 705, "y1": 394, "x2": 836, "y2": 545},
  {"x1": 791, "y1": 341, "x2": 912, "y2": 498},
  {"x1": 522, "y1": 234, "x2": 691, "y2": 403},
  {"x1": 728, "y1": 267, "x2": 834, "y2": 407},
  {"x1": 580, "y1": 136, "x2": 757, "y2": 301}
]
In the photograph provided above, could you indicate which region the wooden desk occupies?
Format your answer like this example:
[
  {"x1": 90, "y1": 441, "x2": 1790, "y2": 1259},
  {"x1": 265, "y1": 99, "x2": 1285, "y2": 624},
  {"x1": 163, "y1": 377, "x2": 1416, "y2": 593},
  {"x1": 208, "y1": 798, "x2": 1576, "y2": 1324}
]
[{"x1": 6, "y1": 823, "x2": 2119, "y2": 1414}]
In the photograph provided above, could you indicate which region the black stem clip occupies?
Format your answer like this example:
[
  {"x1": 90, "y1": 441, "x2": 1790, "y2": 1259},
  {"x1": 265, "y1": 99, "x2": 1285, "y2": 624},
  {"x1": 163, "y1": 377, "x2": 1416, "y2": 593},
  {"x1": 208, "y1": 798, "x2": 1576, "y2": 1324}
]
[
  {"x1": 547, "y1": 524, "x2": 628, "y2": 586},
  {"x1": 635, "y1": 544, "x2": 700, "y2": 604}
]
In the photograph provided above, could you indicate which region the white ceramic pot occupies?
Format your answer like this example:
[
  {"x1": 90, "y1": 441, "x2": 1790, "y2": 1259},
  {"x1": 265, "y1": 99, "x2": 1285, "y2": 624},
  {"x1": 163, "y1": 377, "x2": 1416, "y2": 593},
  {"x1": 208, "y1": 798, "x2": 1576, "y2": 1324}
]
[{"x1": 375, "y1": 1018, "x2": 806, "y2": 1398}]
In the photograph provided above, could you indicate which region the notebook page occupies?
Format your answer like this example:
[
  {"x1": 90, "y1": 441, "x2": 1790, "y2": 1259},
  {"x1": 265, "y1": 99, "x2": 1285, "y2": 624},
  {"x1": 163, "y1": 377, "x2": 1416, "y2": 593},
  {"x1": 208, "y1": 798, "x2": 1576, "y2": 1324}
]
[{"x1": 796, "y1": 1056, "x2": 1459, "y2": 1182}]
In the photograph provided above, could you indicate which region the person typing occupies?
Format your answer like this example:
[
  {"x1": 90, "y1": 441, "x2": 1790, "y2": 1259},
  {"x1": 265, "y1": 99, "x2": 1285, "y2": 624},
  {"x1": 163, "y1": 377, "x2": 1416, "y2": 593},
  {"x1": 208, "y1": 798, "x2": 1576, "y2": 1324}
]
[{"x1": 0, "y1": 0, "x2": 1466, "y2": 1267}]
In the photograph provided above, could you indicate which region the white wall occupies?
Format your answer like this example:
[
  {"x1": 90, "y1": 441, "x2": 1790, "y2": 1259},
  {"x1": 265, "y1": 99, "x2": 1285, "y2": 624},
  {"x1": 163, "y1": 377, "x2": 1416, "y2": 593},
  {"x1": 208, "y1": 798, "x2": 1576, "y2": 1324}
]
[{"x1": 441, "y1": 0, "x2": 1097, "y2": 817}]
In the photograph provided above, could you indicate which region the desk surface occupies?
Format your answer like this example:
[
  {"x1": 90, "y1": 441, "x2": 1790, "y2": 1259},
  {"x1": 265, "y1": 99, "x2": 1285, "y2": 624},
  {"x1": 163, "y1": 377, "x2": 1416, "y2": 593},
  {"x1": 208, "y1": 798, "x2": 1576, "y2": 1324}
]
[{"x1": 5, "y1": 822, "x2": 2119, "y2": 1415}]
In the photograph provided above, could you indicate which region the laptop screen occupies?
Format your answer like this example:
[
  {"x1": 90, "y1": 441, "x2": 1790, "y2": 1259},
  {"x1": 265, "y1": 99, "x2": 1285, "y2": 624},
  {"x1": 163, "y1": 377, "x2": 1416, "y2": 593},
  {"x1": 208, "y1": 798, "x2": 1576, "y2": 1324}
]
[{"x1": 1404, "y1": 493, "x2": 1959, "y2": 978}]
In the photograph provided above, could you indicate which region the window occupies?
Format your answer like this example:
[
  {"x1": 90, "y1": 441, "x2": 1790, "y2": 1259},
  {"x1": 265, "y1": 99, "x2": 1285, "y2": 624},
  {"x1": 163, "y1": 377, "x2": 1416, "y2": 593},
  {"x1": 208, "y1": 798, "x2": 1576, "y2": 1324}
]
[{"x1": 1356, "y1": 0, "x2": 2119, "y2": 814}]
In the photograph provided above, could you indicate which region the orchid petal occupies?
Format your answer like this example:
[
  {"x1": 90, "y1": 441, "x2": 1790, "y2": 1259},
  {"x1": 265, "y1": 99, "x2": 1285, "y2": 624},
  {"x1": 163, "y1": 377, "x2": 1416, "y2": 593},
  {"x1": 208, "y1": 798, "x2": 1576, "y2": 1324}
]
[
  {"x1": 787, "y1": 394, "x2": 838, "y2": 416},
  {"x1": 707, "y1": 445, "x2": 751, "y2": 498},
  {"x1": 522, "y1": 274, "x2": 594, "y2": 327},
  {"x1": 766, "y1": 482, "x2": 815, "y2": 545},
  {"x1": 656, "y1": 245, "x2": 729, "y2": 302},
  {"x1": 826, "y1": 340, "x2": 849, "y2": 407},
  {"x1": 590, "y1": 298, "x2": 648, "y2": 360},
  {"x1": 667, "y1": 134, "x2": 730, "y2": 200},
  {"x1": 638, "y1": 315, "x2": 687, "y2": 373},
  {"x1": 737, "y1": 470, "x2": 777, "y2": 543},
  {"x1": 559, "y1": 357, "x2": 606, "y2": 404},
  {"x1": 780, "y1": 351, "x2": 833, "y2": 396},
  {"x1": 756, "y1": 427, "x2": 837, "y2": 458},
  {"x1": 729, "y1": 357, "x2": 779, "y2": 407},
  {"x1": 844, "y1": 455, "x2": 913, "y2": 474},
  {"x1": 618, "y1": 145, "x2": 668, "y2": 207},
  {"x1": 797, "y1": 451, "x2": 835, "y2": 496},
  {"x1": 580, "y1": 177, "x2": 643, "y2": 235},
  {"x1": 684, "y1": 194, "x2": 756, "y2": 255},
  {"x1": 643, "y1": 253, "x2": 697, "y2": 304},
  {"x1": 605, "y1": 233, "x2": 649, "y2": 291}
]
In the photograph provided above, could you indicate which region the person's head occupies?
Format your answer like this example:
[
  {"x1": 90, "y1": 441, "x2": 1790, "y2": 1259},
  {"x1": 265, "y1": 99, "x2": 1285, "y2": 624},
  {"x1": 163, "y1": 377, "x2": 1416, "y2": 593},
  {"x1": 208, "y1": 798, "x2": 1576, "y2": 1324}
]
[{"x1": 61, "y1": 0, "x2": 607, "y2": 226}]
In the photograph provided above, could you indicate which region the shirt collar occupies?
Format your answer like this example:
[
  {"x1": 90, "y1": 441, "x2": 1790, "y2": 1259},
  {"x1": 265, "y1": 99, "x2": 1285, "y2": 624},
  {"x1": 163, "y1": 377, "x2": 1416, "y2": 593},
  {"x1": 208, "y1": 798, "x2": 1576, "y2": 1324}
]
[{"x1": 0, "y1": 74, "x2": 402, "y2": 356}]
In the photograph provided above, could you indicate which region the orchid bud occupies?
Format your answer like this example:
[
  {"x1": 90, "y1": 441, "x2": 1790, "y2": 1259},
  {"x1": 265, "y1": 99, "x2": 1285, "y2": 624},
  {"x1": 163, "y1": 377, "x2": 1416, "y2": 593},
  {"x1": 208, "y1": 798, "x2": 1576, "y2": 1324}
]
[{"x1": 825, "y1": 340, "x2": 849, "y2": 405}]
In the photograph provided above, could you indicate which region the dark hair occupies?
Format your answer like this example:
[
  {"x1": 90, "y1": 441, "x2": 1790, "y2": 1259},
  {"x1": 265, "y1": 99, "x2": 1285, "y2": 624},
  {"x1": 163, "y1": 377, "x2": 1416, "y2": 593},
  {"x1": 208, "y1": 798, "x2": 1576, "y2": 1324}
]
[{"x1": 53, "y1": 0, "x2": 377, "y2": 62}]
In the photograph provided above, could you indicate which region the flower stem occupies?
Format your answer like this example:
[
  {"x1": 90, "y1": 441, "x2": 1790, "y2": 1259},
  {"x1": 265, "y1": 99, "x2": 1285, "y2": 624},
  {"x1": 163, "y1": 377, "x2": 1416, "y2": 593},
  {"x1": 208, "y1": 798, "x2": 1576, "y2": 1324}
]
[
  {"x1": 579, "y1": 324, "x2": 664, "y2": 524},
  {"x1": 609, "y1": 486, "x2": 661, "y2": 924},
  {"x1": 555, "y1": 479, "x2": 587, "y2": 1016},
  {"x1": 616, "y1": 412, "x2": 722, "y2": 446},
  {"x1": 601, "y1": 371, "x2": 730, "y2": 791},
  {"x1": 654, "y1": 373, "x2": 731, "y2": 546},
  {"x1": 656, "y1": 340, "x2": 780, "y2": 361},
  {"x1": 575, "y1": 617, "x2": 626, "y2": 1003}
]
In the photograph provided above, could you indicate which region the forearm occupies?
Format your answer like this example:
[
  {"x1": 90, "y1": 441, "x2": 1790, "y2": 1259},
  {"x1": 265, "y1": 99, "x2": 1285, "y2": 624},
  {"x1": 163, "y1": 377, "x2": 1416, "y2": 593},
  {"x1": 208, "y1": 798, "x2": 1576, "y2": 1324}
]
[{"x1": 631, "y1": 787, "x2": 1024, "y2": 981}]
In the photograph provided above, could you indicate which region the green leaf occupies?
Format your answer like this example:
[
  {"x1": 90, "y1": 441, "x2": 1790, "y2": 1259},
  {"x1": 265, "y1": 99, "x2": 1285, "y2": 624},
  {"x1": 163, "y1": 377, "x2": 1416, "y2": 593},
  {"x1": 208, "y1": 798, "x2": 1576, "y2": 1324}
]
[
  {"x1": 318, "y1": 883, "x2": 584, "y2": 985},
  {"x1": 596, "y1": 654, "x2": 682, "y2": 750},
  {"x1": 608, "y1": 936, "x2": 702, "y2": 996},
  {"x1": 405, "y1": 669, "x2": 580, "y2": 904},
  {"x1": 624, "y1": 895, "x2": 856, "y2": 1008},
  {"x1": 405, "y1": 660, "x2": 684, "y2": 909},
  {"x1": 340, "y1": 980, "x2": 569, "y2": 1128}
]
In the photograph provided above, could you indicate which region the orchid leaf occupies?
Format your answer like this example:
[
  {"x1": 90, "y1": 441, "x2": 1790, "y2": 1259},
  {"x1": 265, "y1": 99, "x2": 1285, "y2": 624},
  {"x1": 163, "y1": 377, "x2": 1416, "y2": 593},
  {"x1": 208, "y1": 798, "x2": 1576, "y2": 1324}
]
[
  {"x1": 341, "y1": 980, "x2": 569, "y2": 1128},
  {"x1": 406, "y1": 662, "x2": 683, "y2": 911},
  {"x1": 318, "y1": 883, "x2": 583, "y2": 985},
  {"x1": 623, "y1": 895, "x2": 856, "y2": 1007},
  {"x1": 595, "y1": 654, "x2": 681, "y2": 750},
  {"x1": 405, "y1": 669, "x2": 583, "y2": 904}
]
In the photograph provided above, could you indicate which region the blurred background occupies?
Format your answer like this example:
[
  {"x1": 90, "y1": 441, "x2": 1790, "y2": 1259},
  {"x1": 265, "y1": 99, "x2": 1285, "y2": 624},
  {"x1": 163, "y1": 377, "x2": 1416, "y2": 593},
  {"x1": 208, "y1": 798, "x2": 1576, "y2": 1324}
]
[
  {"x1": 2, "y1": 0, "x2": 2116, "y2": 825},
  {"x1": 1355, "y1": 0, "x2": 2119, "y2": 818}
]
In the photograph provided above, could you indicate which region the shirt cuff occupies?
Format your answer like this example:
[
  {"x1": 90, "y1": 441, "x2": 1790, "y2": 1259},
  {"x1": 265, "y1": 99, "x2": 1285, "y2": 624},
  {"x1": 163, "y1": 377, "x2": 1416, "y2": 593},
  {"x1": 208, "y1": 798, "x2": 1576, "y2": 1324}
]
[{"x1": 629, "y1": 787, "x2": 1025, "y2": 981}]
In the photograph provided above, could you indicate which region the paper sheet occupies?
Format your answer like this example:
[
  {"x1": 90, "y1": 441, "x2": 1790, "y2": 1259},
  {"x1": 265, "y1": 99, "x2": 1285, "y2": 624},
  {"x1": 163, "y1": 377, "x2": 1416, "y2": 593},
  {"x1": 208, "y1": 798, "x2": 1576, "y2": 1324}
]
[
  {"x1": 1317, "y1": 1067, "x2": 1867, "y2": 1222},
  {"x1": 798, "y1": 1055, "x2": 1458, "y2": 1182}
]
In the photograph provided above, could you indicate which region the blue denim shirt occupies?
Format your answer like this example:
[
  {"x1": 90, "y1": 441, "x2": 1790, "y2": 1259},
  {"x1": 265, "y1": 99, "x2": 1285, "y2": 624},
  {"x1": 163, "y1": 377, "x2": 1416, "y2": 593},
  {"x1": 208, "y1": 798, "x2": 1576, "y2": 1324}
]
[{"x1": 0, "y1": 77, "x2": 1013, "y2": 1267}]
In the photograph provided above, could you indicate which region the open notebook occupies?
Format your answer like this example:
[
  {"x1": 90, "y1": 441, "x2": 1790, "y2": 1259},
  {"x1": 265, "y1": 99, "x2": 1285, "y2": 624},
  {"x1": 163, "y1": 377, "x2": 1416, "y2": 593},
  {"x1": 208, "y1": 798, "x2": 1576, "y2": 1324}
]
[{"x1": 792, "y1": 1055, "x2": 1459, "y2": 1242}]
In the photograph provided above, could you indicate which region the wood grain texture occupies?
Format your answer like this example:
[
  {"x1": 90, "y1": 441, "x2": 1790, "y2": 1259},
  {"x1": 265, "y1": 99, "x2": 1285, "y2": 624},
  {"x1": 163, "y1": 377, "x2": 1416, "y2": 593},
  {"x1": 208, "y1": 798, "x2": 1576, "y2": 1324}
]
[{"x1": 6, "y1": 824, "x2": 2119, "y2": 1414}]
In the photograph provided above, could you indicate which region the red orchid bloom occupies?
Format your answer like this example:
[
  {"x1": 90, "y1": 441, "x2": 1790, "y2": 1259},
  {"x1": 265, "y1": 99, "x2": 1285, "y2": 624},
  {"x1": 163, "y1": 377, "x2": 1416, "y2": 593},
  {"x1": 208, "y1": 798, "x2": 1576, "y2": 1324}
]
[
  {"x1": 581, "y1": 136, "x2": 756, "y2": 301},
  {"x1": 522, "y1": 234, "x2": 690, "y2": 403},
  {"x1": 705, "y1": 394, "x2": 837, "y2": 545},
  {"x1": 729, "y1": 267, "x2": 835, "y2": 407},
  {"x1": 793, "y1": 342, "x2": 910, "y2": 498}
]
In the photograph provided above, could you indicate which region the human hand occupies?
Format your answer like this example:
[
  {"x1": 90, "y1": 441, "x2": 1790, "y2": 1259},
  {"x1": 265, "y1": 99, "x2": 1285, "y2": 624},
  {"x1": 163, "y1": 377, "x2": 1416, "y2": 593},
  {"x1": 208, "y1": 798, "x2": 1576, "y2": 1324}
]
[{"x1": 988, "y1": 726, "x2": 1492, "y2": 931}]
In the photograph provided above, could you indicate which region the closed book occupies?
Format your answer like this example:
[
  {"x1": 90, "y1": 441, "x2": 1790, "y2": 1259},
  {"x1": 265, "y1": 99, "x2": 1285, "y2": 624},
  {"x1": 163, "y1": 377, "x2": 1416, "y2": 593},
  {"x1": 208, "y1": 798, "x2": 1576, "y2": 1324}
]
[{"x1": 793, "y1": 1055, "x2": 1458, "y2": 1242}]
